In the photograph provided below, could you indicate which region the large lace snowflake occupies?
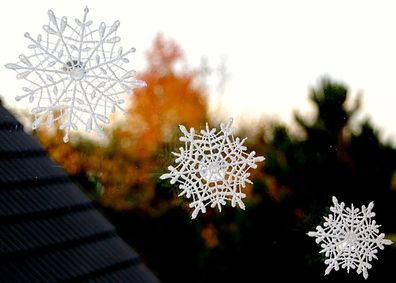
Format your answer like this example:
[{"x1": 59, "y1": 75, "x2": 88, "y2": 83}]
[
  {"x1": 160, "y1": 119, "x2": 265, "y2": 219},
  {"x1": 308, "y1": 196, "x2": 392, "y2": 279},
  {"x1": 5, "y1": 7, "x2": 146, "y2": 142}
]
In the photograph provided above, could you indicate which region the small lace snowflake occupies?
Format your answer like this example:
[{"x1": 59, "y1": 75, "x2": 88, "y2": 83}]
[
  {"x1": 308, "y1": 196, "x2": 392, "y2": 279},
  {"x1": 5, "y1": 7, "x2": 146, "y2": 142},
  {"x1": 160, "y1": 118, "x2": 265, "y2": 219}
]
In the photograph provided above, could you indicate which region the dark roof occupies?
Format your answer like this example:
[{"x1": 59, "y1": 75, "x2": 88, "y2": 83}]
[{"x1": 0, "y1": 105, "x2": 161, "y2": 283}]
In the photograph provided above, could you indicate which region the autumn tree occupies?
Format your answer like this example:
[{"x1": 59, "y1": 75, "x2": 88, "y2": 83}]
[{"x1": 118, "y1": 34, "x2": 207, "y2": 158}]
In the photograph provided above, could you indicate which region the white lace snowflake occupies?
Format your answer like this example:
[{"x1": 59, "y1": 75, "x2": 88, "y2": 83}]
[
  {"x1": 5, "y1": 7, "x2": 146, "y2": 142},
  {"x1": 160, "y1": 118, "x2": 265, "y2": 219},
  {"x1": 308, "y1": 196, "x2": 393, "y2": 279}
]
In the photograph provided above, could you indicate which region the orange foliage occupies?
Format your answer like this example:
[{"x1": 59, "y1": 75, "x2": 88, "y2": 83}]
[
  {"x1": 122, "y1": 34, "x2": 207, "y2": 158},
  {"x1": 37, "y1": 34, "x2": 209, "y2": 214},
  {"x1": 201, "y1": 223, "x2": 219, "y2": 249},
  {"x1": 37, "y1": 129, "x2": 84, "y2": 175}
]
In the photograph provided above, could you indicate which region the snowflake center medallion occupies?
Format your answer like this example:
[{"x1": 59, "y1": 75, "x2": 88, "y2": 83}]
[
  {"x1": 339, "y1": 231, "x2": 358, "y2": 250},
  {"x1": 66, "y1": 60, "x2": 86, "y2": 81},
  {"x1": 200, "y1": 161, "x2": 226, "y2": 182}
]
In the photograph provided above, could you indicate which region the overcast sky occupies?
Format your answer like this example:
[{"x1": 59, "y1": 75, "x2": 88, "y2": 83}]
[{"x1": 1, "y1": 0, "x2": 396, "y2": 141}]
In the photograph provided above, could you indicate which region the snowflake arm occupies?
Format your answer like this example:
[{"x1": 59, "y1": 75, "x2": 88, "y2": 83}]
[
  {"x1": 5, "y1": 7, "x2": 146, "y2": 142},
  {"x1": 160, "y1": 118, "x2": 265, "y2": 219},
  {"x1": 308, "y1": 196, "x2": 393, "y2": 279}
]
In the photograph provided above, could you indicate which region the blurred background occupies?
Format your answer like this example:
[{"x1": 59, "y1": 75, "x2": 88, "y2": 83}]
[{"x1": 1, "y1": 0, "x2": 396, "y2": 282}]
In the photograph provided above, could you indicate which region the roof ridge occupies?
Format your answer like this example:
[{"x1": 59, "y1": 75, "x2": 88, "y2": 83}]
[
  {"x1": 0, "y1": 121, "x2": 24, "y2": 131},
  {"x1": 63, "y1": 257, "x2": 141, "y2": 283},
  {"x1": 0, "y1": 202, "x2": 93, "y2": 225},
  {"x1": 0, "y1": 150, "x2": 46, "y2": 159},
  {"x1": 0, "y1": 176, "x2": 71, "y2": 189},
  {"x1": 1, "y1": 230, "x2": 117, "y2": 263}
]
